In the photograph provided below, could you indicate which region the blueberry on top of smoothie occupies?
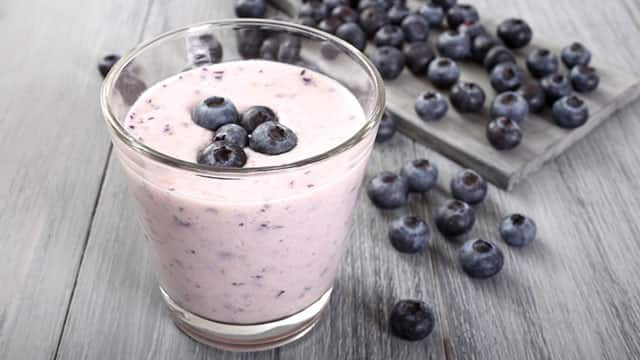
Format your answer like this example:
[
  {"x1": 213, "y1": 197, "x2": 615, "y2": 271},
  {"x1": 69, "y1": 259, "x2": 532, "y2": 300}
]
[
  {"x1": 198, "y1": 141, "x2": 248, "y2": 168},
  {"x1": 240, "y1": 105, "x2": 278, "y2": 132},
  {"x1": 214, "y1": 123, "x2": 248, "y2": 147},
  {"x1": 192, "y1": 96, "x2": 239, "y2": 130},
  {"x1": 249, "y1": 121, "x2": 298, "y2": 155}
]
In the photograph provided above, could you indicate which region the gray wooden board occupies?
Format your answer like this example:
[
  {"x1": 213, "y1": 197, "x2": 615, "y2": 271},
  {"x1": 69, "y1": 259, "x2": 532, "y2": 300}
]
[{"x1": 272, "y1": 0, "x2": 640, "y2": 191}]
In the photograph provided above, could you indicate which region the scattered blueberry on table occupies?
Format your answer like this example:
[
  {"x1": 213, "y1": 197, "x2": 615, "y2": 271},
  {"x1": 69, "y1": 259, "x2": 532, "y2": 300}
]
[
  {"x1": 541, "y1": 74, "x2": 573, "y2": 103},
  {"x1": 459, "y1": 239, "x2": 504, "y2": 278},
  {"x1": 490, "y1": 62, "x2": 523, "y2": 93},
  {"x1": 401, "y1": 13, "x2": 430, "y2": 43},
  {"x1": 561, "y1": 42, "x2": 592, "y2": 68},
  {"x1": 234, "y1": 0, "x2": 267, "y2": 18},
  {"x1": 387, "y1": 2, "x2": 410, "y2": 25},
  {"x1": 427, "y1": 57, "x2": 461, "y2": 89},
  {"x1": 436, "y1": 30, "x2": 471, "y2": 61},
  {"x1": 450, "y1": 169, "x2": 488, "y2": 205},
  {"x1": 404, "y1": 42, "x2": 436, "y2": 75},
  {"x1": 370, "y1": 46, "x2": 406, "y2": 80},
  {"x1": 417, "y1": 3, "x2": 445, "y2": 28},
  {"x1": 500, "y1": 214, "x2": 537, "y2": 247},
  {"x1": 376, "y1": 109, "x2": 397, "y2": 143},
  {"x1": 483, "y1": 45, "x2": 516, "y2": 72},
  {"x1": 570, "y1": 65, "x2": 600, "y2": 93},
  {"x1": 552, "y1": 95, "x2": 590, "y2": 129},
  {"x1": 490, "y1": 92, "x2": 529, "y2": 123},
  {"x1": 400, "y1": 158, "x2": 439, "y2": 193},
  {"x1": 335, "y1": 22, "x2": 367, "y2": 51},
  {"x1": 435, "y1": 199, "x2": 476, "y2": 237},
  {"x1": 486, "y1": 117, "x2": 523, "y2": 150},
  {"x1": 471, "y1": 34, "x2": 501, "y2": 64},
  {"x1": 517, "y1": 82, "x2": 546, "y2": 113},
  {"x1": 446, "y1": 4, "x2": 479, "y2": 29},
  {"x1": 415, "y1": 91, "x2": 449, "y2": 121},
  {"x1": 98, "y1": 54, "x2": 120, "y2": 78},
  {"x1": 389, "y1": 300, "x2": 435, "y2": 341},
  {"x1": 526, "y1": 48, "x2": 559, "y2": 78},
  {"x1": 497, "y1": 18, "x2": 532, "y2": 49},
  {"x1": 449, "y1": 81, "x2": 486, "y2": 113},
  {"x1": 388, "y1": 216, "x2": 430, "y2": 253},
  {"x1": 373, "y1": 24, "x2": 405, "y2": 48},
  {"x1": 367, "y1": 171, "x2": 409, "y2": 209}
]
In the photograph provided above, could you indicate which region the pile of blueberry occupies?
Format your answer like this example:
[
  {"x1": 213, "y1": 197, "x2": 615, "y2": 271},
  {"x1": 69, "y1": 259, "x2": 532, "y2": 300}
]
[
  {"x1": 192, "y1": 97, "x2": 298, "y2": 167},
  {"x1": 367, "y1": 158, "x2": 536, "y2": 341}
]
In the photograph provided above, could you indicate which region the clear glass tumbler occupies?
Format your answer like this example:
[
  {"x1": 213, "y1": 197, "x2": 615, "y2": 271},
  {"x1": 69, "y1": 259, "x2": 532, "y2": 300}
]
[{"x1": 101, "y1": 19, "x2": 384, "y2": 351}]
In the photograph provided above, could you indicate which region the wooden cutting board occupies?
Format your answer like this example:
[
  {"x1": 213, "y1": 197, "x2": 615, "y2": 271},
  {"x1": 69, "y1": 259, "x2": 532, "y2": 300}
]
[{"x1": 269, "y1": 0, "x2": 640, "y2": 190}]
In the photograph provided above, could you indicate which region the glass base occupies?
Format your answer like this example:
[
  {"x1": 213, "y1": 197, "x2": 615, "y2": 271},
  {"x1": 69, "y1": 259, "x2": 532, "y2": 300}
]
[{"x1": 160, "y1": 287, "x2": 332, "y2": 352}]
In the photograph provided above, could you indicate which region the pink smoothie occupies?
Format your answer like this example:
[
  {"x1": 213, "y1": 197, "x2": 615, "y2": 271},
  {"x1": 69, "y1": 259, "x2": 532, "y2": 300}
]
[{"x1": 117, "y1": 59, "x2": 374, "y2": 324}]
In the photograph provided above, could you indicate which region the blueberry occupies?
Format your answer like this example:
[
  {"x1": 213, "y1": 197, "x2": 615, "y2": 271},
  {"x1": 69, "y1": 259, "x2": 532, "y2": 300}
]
[
  {"x1": 321, "y1": 41, "x2": 340, "y2": 59},
  {"x1": 277, "y1": 35, "x2": 301, "y2": 63},
  {"x1": 517, "y1": 82, "x2": 546, "y2": 113},
  {"x1": 400, "y1": 158, "x2": 439, "y2": 192},
  {"x1": 234, "y1": 0, "x2": 267, "y2": 18},
  {"x1": 317, "y1": 16, "x2": 343, "y2": 34},
  {"x1": 432, "y1": 0, "x2": 457, "y2": 11},
  {"x1": 331, "y1": 5, "x2": 359, "y2": 23},
  {"x1": 366, "y1": 171, "x2": 409, "y2": 209},
  {"x1": 336, "y1": 22, "x2": 367, "y2": 51},
  {"x1": 435, "y1": 199, "x2": 475, "y2": 237},
  {"x1": 436, "y1": 30, "x2": 471, "y2": 61},
  {"x1": 471, "y1": 34, "x2": 500, "y2": 64},
  {"x1": 299, "y1": 1, "x2": 329, "y2": 21},
  {"x1": 387, "y1": 3, "x2": 410, "y2": 25},
  {"x1": 214, "y1": 123, "x2": 248, "y2": 147},
  {"x1": 500, "y1": 214, "x2": 537, "y2": 247},
  {"x1": 483, "y1": 46, "x2": 516, "y2": 72},
  {"x1": 541, "y1": 74, "x2": 572, "y2": 103},
  {"x1": 552, "y1": 95, "x2": 589, "y2": 129},
  {"x1": 404, "y1": 42, "x2": 436, "y2": 75},
  {"x1": 450, "y1": 169, "x2": 487, "y2": 205},
  {"x1": 239, "y1": 105, "x2": 278, "y2": 132},
  {"x1": 415, "y1": 91, "x2": 449, "y2": 121},
  {"x1": 259, "y1": 36, "x2": 280, "y2": 60},
  {"x1": 192, "y1": 96, "x2": 239, "y2": 130},
  {"x1": 490, "y1": 62, "x2": 523, "y2": 93},
  {"x1": 490, "y1": 92, "x2": 529, "y2": 123},
  {"x1": 359, "y1": 6, "x2": 389, "y2": 36},
  {"x1": 570, "y1": 65, "x2": 599, "y2": 93},
  {"x1": 98, "y1": 54, "x2": 120, "y2": 78},
  {"x1": 526, "y1": 48, "x2": 559, "y2": 78},
  {"x1": 388, "y1": 216, "x2": 430, "y2": 253},
  {"x1": 458, "y1": 20, "x2": 487, "y2": 40},
  {"x1": 561, "y1": 42, "x2": 591, "y2": 68},
  {"x1": 374, "y1": 25, "x2": 405, "y2": 48},
  {"x1": 497, "y1": 18, "x2": 532, "y2": 49},
  {"x1": 323, "y1": 0, "x2": 348, "y2": 11},
  {"x1": 297, "y1": 16, "x2": 318, "y2": 28},
  {"x1": 458, "y1": 239, "x2": 504, "y2": 278},
  {"x1": 236, "y1": 28, "x2": 266, "y2": 59},
  {"x1": 376, "y1": 110, "x2": 397, "y2": 143},
  {"x1": 371, "y1": 46, "x2": 406, "y2": 80},
  {"x1": 486, "y1": 116, "x2": 523, "y2": 150},
  {"x1": 446, "y1": 4, "x2": 479, "y2": 29},
  {"x1": 450, "y1": 82, "x2": 486, "y2": 113},
  {"x1": 358, "y1": 0, "x2": 392, "y2": 11},
  {"x1": 401, "y1": 14, "x2": 430, "y2": 43},
  {"x1": 389, "y1": 300, "x2": 435, "y2": 341},
  {"x1": 427, "y1": 57, "x2": 460, "y2": 89},
  {"x1": 198, "y1": 141, "x2": 247, "y2": 168},
  {"x1": 249, "y1": 121, "x2": 298, "y2": 154},
  {"x1": 417, "y1": 3, "x2": 445, "y2": 28}
]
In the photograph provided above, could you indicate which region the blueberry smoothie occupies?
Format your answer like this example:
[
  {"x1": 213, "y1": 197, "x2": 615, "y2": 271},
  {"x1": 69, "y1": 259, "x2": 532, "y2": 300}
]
[{"x1": 117, "y1": 59, "x2": 374, "y2": 324}]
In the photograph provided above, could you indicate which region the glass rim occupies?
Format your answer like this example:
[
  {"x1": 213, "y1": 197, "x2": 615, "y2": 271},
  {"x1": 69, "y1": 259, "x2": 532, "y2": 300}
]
[{"x1": 100, "y1": 18, "x2": 385, "y2": 176}]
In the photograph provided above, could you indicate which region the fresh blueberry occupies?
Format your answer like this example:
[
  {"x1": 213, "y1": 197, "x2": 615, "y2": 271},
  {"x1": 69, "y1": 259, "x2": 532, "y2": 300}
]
[
  {"x1": 374, "y1": 25, "x2": 405, "y2": 48},
  {"x1": 458, "y1": 20, "x2": 487, "y2": 40},
  {"x1": 336, "y1": 22, "x2": 367, "y2": 51},
  {"x1": 317, "y1": 16, "x2": 343, "y2": 34},
  {"x1": 387, "y1": 3, "x2": 410, "y2": 25},
  {"x1": 432, "y1": 0, "x2": 457, "y2": 11},
  {"x1": 259, "y1": 36, "x2": 280, "y2": 60},
  {"x1": 376, "y1": 110, "x2": 397, "y2": 143},
  {"x1": 389, "y1": 216, "x2": 431, "y2": 253},
  {"x1": 401, "y1": 14, "x2": 430, "y2": 43},
  {"x1": 400, "y1": 158, "x2": 439, "y2": 192},
  {"x1": 98, "y1": 54, "x2": 120, "y2": 78},
  {"x1": 471, "y1": 34, "x2": 500, "y2": 64},
  {"x1": 490, "y1": 62, "x2": 523, "y2": 93},
  {"x1": 517, "y1": 82, "x2": 546, "y2": 113},
  {"x1": 234, "y1": 0, "x2": 267, "y2": 18},
  {"x1": 297, "y1": 16, "x2": 318, "y2": 28},
  {"x1": 446, "y1": 4, "x2": 479, "y2": 29},
  {"x1": 371, "y1": 46, "x2": 406, "y2": 80},
  {"x1": 458, "y1": 239, "x2": 504, "y2": 278},
  {"x1": 359, "y1": 6, "x2": 389, "y2": 36},
  {"x1": 249, "y1": 121, "x2": 298, "y2": 154},
  {"x1": 561, "y1": 42, "x2": 592, "y2": 68},
  {"x1": 450, "y1": 169, "x2": 487, "y2": 205},
  {"x1": 417, "y1": 3, "x2": 445, "y2": 28},
  {"x1": 192, "y1": 96, "x2": 239, "y2": 130},
  {"x1": 436, "y1": 30, "x2": 471, "y2": 61},
  {"x1": 213, "y1": 123, "x2": 248, "y2": 148},
  {"x1": 299, "y1": 1, "x2": 329, "y2": 21},
  {"x1": 239, "y1": 106, "x2": 278, "y2": 133},
  {"x1": 331, "y1": 5, "x2": 359, "y2": 23},
  {"x1": 450, "y1": 82, "x2": 486, "y2": 113},
  {"x1": 486, "y1": 116, "x2": 523, "y2": 150},
  {"x1": 389, "y1": 300, "x2": 435, "y2": 341},
  {"x1": 357, "y1": 0, "x2": 393, "y2": 11},
  {"x1": 490, "y1": 92, "x2": 529, "y2": 123},
  {"x1": 570, "y1": 65, "x2": 599, "y2": 93},
  {"x1": 198, "y1": 141, "x2": 247, "y2": 168},
  {"x1": 526, "y1": 48, "x2": 559, "y2": 78},
  {"x1": 435, "y1": 199, "x2": 476, "y2": 237},
  {"x1": 236, "y1": 28, "x2": 266, "y2": 59},
  {"x1": 552, "y1": 95, "x2": 589, "y2": 129},
  {"x1": 500, "y1": 214, "x2": 537, "y2": 247},
  {"x1": 323, "y1": 0, "x2": 348, "y2": 11},
  {"x1": 427, "y1": 57, "x2": 460, "y2": 89},
  {"x1": 277, "y1": 35, "x2": 301, "y2": 63},
  {"x1": 404, "y1": 42, "x2": 436, "y2": 75},
  {"x1": 415, "y1": 91, "x2": 449, "y2": 121},
  {"x1": 541, "y1": 74, "x2": 572, "y2": 103},
  {"x1": 497, "y1": 18, "x2": 532, "y2": 49},
  {"x1": 483, "y1": 46, "x2": 516, "y2": 72},
  {"x1": 366, "y1": 171, "x2": 409, "y2": 209}
]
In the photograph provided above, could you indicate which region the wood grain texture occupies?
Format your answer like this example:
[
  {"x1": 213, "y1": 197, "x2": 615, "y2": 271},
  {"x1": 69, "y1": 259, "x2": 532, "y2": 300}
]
[{"x1": 0, "y1": 0, "x2": 151, "y2": 359}]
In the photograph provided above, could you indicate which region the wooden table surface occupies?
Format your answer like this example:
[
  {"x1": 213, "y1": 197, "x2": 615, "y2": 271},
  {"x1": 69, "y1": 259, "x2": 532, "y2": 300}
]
[{"x1": 2, "y1": 0, "x2": 640, "y2": 359}]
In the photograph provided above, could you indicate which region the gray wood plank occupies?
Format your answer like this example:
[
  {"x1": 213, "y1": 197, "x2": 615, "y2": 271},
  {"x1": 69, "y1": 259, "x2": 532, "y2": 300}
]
[{"x1": 0, "y1": 0, "x2": 151, "y2": 359}]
